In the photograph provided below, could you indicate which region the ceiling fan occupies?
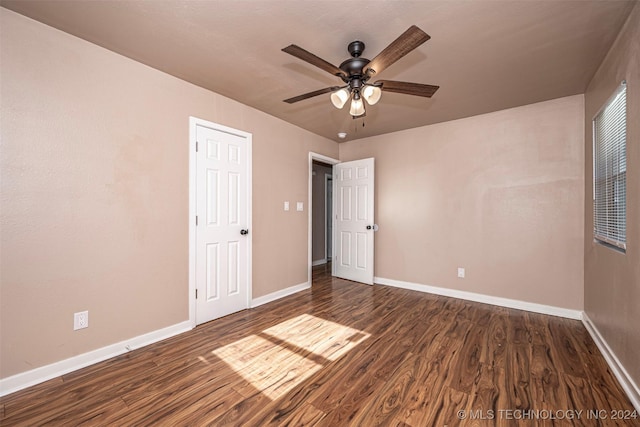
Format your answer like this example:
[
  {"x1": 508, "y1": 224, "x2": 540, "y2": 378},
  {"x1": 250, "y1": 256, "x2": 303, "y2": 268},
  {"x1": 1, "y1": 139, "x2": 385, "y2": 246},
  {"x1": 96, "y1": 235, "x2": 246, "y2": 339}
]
[{"x1": 282, "y1": 25, "x2": 439, "y2": 118}]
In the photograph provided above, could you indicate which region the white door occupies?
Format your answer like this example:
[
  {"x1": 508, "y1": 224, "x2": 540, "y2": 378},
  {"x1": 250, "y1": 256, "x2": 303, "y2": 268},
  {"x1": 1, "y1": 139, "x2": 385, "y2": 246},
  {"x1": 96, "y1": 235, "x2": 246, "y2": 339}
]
[
  {"x1": 195, "y1": 124, "x2": 250, "y2": 324},
  {"x1": 334, "y1": 158, "x2": 374, "y2": 284}
]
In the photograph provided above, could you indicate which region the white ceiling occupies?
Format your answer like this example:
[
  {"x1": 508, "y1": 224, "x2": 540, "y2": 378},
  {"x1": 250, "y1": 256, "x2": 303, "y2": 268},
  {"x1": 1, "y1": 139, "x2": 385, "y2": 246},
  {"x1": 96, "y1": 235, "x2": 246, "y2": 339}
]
[{"x1": 1, "y1": 0, "x2": 636, "y2": 142}]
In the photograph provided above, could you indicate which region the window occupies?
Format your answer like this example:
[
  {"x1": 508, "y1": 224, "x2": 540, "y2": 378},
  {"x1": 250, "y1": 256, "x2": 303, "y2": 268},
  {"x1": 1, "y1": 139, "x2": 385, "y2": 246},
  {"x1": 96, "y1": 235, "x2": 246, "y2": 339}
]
[{"x1": 593, "y1": 81, "x2": 627, "y2": 250}]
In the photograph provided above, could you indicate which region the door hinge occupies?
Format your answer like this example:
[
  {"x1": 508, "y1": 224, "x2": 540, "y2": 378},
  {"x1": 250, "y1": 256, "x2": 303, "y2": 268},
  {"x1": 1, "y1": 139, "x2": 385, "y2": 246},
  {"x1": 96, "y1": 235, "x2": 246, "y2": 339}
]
[
  {"x1": 195, "y1": 215, "x2": 198, "y2": 226},
  {"x1": 195, "y1": 289, "x2": 198, "y2": 299},
  {"x1": 196, "y1": 141, "x2": 199, "y2": 152}
]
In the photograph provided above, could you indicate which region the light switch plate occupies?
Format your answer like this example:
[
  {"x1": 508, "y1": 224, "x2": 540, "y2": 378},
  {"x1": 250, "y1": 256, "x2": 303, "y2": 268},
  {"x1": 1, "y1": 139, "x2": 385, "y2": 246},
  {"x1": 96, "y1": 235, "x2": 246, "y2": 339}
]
[
  {"x1": 296, "y1": 202, "x2": 303, "y2": 211},
  {"x1": 284, "y1": 201, "x2": 290, "y2": 211}
]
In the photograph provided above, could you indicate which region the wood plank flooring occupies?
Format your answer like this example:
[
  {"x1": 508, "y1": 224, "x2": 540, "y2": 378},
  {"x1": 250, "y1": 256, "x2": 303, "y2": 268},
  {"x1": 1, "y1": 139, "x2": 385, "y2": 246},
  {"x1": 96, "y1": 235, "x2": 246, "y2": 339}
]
[{"x1": 1, "y1": 265, "x2": 638, "y2": 426}]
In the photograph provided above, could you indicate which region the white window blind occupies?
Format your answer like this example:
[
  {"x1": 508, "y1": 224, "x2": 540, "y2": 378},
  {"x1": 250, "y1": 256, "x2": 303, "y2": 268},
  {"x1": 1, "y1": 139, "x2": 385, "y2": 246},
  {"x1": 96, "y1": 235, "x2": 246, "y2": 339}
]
[{"x1": 593, "y1": 81, "x2": 626, "y2": 250}]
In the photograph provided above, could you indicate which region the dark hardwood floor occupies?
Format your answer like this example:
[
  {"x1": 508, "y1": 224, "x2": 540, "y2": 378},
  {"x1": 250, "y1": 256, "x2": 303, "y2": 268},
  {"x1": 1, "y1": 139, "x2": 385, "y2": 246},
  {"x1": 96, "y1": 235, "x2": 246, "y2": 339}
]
[{"x1": 1, "y1": 264, "x2": 637, "y2": 426}]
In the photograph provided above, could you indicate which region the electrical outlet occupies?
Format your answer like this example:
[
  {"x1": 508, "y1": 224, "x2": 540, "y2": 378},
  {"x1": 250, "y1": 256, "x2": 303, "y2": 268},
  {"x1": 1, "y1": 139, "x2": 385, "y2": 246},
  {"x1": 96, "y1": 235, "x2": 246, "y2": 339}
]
[
  {"x1": 284, "y1": 201, "x2": 290, "y2": 211},
  {"x1": 74, "y1": 311, "x2": 89, "y2": 330},
  {"x1": 457, "y1": 267, "x2": 465, "y2": 278}
]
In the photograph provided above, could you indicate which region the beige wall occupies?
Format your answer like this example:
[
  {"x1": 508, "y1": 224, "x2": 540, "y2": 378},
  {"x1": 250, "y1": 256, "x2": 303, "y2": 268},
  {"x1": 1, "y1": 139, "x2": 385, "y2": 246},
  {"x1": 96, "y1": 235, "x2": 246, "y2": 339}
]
[
  {"x1": 584, "y1": 3, "x2": 640, "y2": 390},
  {"x1": 4, "y1": 2, "x2": 635, "y2": 391},
  {"x1": 0, "y1": 9, "x2": 337, "y2": 379},
  {"x1": 340, "y1": 95, "x2": 585, "y2": 310},
  {"x1": 312, "y1": 162, "x2": 333, "y2": 263}
]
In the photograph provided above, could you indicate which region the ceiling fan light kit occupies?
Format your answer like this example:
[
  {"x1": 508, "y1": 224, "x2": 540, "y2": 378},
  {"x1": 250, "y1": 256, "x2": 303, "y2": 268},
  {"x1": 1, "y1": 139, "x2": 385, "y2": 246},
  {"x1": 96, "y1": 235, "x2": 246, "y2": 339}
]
[
  {"x1": 330, "y1": 87, "x2": 350, "y2": 109},
  {"x1": 330, "y1": 82, "x2": 382, "y2": 117},
  {"x1": 362, "y1": 85, "x2": 382, "y2": 105},
  {"x1": 282, "y1": 25, "x2": 439, "y2": 120},
  {"x1": 349, "y1": 92, "x2": 365, "y2": 117}
]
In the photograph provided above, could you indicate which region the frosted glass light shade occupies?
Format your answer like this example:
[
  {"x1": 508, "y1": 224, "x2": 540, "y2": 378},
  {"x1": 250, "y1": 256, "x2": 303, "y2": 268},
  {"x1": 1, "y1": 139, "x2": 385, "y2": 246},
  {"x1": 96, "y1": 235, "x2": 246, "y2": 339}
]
[
  {"x1": 330, "y1": 88, "x2": 350, "y2": 109},
  {"x1": 349, "y1": 97, "x2": 365, "y2": 116},
  {"x1": 362, "y1": 85, "x2": 382, "y2": 105}
]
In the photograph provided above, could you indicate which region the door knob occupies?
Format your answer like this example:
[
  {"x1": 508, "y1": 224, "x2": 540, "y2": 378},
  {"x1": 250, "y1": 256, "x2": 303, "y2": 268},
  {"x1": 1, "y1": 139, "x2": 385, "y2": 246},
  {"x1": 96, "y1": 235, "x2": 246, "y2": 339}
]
[
  {"x1": 240, "y1": 229, "x2": 249, "y2": 235},
  {"x1": 366, "y1": 225, "x2": 372, "y2": 230}
]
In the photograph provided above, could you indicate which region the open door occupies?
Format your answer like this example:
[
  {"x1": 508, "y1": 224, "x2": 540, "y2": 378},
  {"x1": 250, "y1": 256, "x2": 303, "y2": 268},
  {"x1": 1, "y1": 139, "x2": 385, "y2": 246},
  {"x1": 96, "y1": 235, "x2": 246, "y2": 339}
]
[{"x1": 333, "y1": 158, "x2": 375, "y2": 285}]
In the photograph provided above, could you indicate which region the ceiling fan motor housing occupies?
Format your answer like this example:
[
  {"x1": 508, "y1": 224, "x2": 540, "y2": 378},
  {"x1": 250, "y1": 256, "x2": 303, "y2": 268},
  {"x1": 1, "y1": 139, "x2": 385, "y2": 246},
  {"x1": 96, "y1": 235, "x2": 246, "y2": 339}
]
[{"x1": 340, "y1": 40, "x2": 372, "y2": 89}]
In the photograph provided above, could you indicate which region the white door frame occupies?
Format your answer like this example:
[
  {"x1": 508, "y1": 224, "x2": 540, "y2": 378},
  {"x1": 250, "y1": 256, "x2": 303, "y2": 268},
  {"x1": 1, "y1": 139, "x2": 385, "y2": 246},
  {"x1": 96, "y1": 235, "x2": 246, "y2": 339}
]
[
  {"x1": 308, "y1": 152, "x2": 339, "y2": 285},
  {"x1": 189, "y1": 117, "x2": 252, "y2": 328}
]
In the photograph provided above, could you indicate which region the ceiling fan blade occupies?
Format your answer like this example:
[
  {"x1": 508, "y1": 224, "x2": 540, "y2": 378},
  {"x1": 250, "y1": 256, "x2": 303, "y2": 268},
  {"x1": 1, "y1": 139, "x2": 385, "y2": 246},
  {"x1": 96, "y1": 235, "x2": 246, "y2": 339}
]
[
  {"x1": 282, "y1": 45, "x2": 346, "y2": 78},
  {"x1": 378, "y1": 80, "x2": 439, "y2": 97},
  {"x1": 365, "y1": 25, "x2": 430, "y2": 76},
  {"x1": 283, "y1": 86, "x2": 341, "y2": 104}
]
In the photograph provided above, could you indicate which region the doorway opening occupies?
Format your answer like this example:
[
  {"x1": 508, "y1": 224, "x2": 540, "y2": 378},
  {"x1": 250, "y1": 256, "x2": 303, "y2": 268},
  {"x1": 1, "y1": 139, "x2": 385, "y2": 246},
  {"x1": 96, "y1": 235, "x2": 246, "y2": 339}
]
[
  {"x1": 312, "y1": 160, "x2": 333, "y2": 267},
  {"x1": 308, "y1": 153, "x2": 339, "y2": 285},
  {"x1": 325, "y1": 173, "x2": 333, "y2": 263}
]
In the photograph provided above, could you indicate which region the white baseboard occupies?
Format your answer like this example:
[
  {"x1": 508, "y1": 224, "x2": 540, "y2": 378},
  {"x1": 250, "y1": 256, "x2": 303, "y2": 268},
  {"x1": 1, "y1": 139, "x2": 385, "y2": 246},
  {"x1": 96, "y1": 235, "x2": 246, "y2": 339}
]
[
  {"x1": 0, "y1": 320, "x2": 193, "y2": 398},
  {"x1": 251, "y1": 281, "x2": 310, "y2": 308},
  {"x1": 582, "y1": 313, "x2": 640, "y2": 411},
  {"x1": 312, "y1": 259, "x2": 327, "y2": 266},
  {"x1": 374, "y1": 277, "x2": 582, "y2": 320},
  {"x1": 2, "y1": 280, "x2": 311, "y2": 398}
]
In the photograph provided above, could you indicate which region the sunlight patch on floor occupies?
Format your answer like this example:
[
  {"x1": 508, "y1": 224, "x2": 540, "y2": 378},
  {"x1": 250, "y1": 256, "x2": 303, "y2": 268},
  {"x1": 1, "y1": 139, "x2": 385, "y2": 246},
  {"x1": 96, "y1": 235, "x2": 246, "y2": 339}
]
[
  {"x1": 261, "y1": 314, "x2": 370, "y2": 361},
  {"x1": 211, "y1": 314, "x2": 370, "y2": 400}
]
